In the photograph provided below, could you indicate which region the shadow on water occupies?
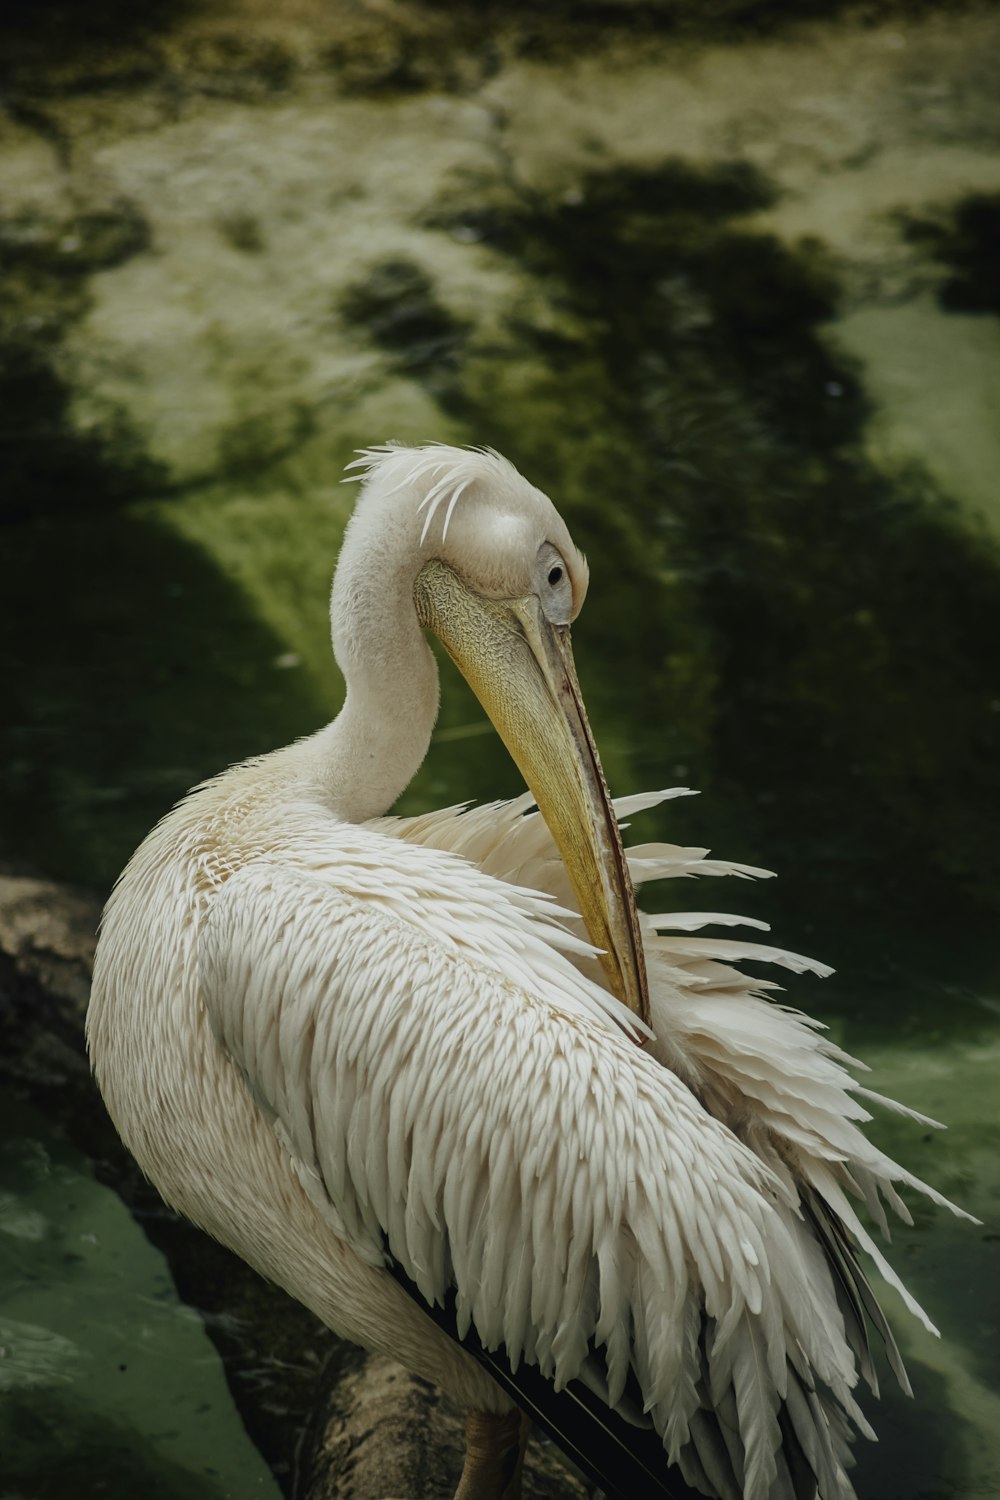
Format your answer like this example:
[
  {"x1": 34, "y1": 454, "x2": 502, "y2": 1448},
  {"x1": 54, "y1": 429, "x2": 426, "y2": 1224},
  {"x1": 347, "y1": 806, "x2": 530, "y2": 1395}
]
[
  {"x1": 380, "y1": 158, "x2": 1000, "y2": 933},
  {"x1": 904, "y1": 191, "x2": 1000, "y2": 318},
  {"x1": 1, "y1": 507, "x2": 328, "y2": 887}
]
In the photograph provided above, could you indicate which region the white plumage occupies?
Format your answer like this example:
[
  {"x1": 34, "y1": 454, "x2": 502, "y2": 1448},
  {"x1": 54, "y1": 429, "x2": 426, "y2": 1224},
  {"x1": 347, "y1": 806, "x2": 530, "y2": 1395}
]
[{"x1": 88, "y1": 443, "x2": 969, "y2": 1500}]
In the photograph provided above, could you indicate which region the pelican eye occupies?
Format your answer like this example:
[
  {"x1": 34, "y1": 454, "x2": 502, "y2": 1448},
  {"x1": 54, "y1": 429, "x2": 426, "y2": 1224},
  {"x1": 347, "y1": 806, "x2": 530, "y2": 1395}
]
[{"x1": 536, "y1": 542, "x2": 573, "y2": 625}]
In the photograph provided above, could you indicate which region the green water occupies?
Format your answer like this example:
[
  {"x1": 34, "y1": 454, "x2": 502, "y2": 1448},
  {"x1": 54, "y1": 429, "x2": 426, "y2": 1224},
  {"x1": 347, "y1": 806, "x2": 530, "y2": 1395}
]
[
  {"x1": 803, "y1": 945, "x2": 1000, "y2": 1500},
  {"x1": 2, "y1": 2, "x2": 1000, "y2": 1496},
  {"x1": 0, "y1": 1101, "x2": 280, "y2": 1500}
]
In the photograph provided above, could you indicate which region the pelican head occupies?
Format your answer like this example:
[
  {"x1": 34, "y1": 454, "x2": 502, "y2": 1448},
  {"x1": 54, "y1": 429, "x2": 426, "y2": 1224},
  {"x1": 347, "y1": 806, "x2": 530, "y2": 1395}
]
[{"x1": 339, "y1": 443, "x2": 649, "y2": 1028}]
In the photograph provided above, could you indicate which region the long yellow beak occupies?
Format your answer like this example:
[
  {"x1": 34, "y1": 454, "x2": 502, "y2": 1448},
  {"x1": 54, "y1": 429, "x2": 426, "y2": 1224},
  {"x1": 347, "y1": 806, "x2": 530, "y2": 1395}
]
[{"x1": 414, "y1": 559, "x2": 650, "y2": 1032}]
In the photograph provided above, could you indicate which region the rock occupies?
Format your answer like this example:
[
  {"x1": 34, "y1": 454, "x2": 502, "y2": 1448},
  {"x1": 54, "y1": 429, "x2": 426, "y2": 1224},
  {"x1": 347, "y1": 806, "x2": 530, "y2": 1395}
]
[
  {"x1": 0, "y1": 873, "x2": 102, "y2": 1099},
  {"x1": 299, "y1": 1356, "x2": 590, "y2": 1500},
  {"x1": 0, "y1": 870, "x2": 100, "y2": 1012}
]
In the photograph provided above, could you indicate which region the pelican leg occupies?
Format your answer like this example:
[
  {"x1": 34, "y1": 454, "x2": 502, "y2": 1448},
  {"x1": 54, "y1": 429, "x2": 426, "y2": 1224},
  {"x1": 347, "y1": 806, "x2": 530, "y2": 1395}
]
[{"x1": 454, "y1": 1408, "x2": 528, "y2": 1500}]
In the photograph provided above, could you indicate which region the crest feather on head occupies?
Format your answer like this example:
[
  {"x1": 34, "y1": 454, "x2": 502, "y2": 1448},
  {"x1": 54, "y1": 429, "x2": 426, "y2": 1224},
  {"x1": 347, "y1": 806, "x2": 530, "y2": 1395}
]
[{"x1": 346, "y1": 443, "x2": 531, "y2": 547}]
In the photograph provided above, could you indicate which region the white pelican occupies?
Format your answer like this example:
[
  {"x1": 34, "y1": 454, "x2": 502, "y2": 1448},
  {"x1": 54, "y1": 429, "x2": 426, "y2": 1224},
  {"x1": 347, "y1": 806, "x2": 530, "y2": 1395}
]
[{"x1": 88, "y1": 443, "x2": 967, "y2": 1500}]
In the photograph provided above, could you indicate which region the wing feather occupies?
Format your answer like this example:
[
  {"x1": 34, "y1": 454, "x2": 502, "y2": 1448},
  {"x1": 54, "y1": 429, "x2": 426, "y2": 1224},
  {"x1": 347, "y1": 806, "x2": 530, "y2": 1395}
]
[
  {"x1": 199, "y1": 818, "x2": 797, "y2": 1491},
  {"x1": 199, "y1": 795, "x2": 970, "y2": 1500}
]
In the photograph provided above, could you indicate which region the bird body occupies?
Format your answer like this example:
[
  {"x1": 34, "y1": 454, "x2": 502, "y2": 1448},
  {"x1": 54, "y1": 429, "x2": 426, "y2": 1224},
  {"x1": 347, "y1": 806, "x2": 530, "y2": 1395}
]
[{"x1": 89, "y1": 444, "x2": 968, "y2": 1500}]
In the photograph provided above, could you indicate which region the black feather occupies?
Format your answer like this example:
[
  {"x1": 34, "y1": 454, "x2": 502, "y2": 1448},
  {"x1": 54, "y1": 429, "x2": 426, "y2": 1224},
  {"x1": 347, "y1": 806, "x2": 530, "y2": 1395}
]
[
  {"x1": 803, "y1": 1189, "x2": 911, "y2": 1397},
  {"x1": 385, "y1": 1254, "x2": 706, "y2": 1500}
]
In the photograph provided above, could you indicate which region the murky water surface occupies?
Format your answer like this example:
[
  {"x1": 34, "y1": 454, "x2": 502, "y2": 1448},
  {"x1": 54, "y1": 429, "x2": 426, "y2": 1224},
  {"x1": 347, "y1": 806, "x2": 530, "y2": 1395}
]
[
  {"x1": 2, "y1": 3, "x2": 999, "y2": 1497},
  {"x1": 0, "y1": 1101, "x2": 280, "y2": 1500}
]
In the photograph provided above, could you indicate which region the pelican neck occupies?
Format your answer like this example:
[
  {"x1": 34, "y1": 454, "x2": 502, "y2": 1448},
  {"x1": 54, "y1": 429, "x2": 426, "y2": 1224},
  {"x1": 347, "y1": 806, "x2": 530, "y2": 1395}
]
[{"x1": 313, "y1": 572, "x2": 440, "y2": 824}]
